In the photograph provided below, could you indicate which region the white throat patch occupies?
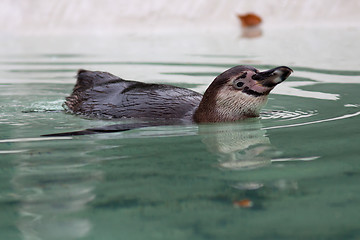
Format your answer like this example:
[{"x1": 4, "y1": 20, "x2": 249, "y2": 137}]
[{"x1": 215, "y1": 88, "x2": 268, "y2": 121}]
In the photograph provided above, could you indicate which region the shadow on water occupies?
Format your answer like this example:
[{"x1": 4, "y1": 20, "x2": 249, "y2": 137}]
[
  {"x1": 10, "y1": 141, "x2": 102, "y2": 239},
  {"x1": 4, "y1": 119, "x2": 287, "y2": 239}
]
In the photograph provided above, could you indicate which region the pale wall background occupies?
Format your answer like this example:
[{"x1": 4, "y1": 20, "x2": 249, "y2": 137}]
[{"x1": 1, "y1": 0, "x2": 360, "y2": 35}]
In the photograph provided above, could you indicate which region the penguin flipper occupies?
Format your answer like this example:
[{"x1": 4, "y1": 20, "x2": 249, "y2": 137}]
[{"x1": 41, "y1": 122, "x2": 166, "y2": 137}]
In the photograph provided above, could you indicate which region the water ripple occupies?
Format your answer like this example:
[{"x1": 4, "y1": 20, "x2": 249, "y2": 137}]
[
  {"x1": 0, "y1": 137, "x2": 72, "y2": 143},
  {"x1": 263, "y1": 111, "x2": 360, "y2": 130},
  {"x1": 261, "y1": 110, "x2": 318, "y2": 120},
  {"x1": 271, "y1": 156, "x2": 320, "y2": 162}
]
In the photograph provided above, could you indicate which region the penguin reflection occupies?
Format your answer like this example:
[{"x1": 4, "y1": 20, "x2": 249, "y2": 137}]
[{"x1": 199, "y1": 120, "x2": 273, "y2": 170}]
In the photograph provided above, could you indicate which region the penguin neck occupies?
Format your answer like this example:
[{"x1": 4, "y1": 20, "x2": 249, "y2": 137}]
[{"x1": 193, "y1": 88, "x2": 265, "y2": 123}]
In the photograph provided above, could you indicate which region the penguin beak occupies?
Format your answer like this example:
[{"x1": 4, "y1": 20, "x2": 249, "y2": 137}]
[{"x1": 252, "y1": 66, "x2": 293, "y2": 87}]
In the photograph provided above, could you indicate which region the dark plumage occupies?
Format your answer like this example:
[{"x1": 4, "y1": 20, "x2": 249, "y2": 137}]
[{"x1": 65, "y1": 70, "x2": 202, "y2": 123}]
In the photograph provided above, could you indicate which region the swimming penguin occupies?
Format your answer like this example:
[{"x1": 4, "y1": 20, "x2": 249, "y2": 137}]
[{"x1": 43, "y1": 65, "x2": 292, "y2": 136}]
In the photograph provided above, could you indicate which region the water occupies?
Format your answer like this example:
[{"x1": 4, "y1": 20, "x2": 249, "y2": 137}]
[{"x1": 1, "y1": 28, "x2": 360, "y2": 240}]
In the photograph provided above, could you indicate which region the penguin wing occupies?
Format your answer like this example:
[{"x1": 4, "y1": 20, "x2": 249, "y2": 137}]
[{"x1": 41, "y1": 121, "x2": 168, "y2": 137}]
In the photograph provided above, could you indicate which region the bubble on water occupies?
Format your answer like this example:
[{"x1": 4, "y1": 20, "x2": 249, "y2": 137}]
[
  {"x1": 232, "y1": 182, "x2": 264, "y2": 190},
  {"x1": 23, "y1": 100, "x2": 64, "y2": 113}
]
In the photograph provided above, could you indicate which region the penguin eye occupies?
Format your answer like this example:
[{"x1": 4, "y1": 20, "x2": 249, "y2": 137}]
[{"x1": 233, "y1": 80, "x2": 244, "y2": 90}]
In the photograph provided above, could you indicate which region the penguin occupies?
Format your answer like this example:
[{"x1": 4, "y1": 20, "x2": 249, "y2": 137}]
[{"x1": 43, "y1": 65, "x2": 292, "y2": 136}]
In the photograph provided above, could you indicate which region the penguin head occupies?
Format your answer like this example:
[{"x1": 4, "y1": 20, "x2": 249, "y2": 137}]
[{"x1": 194, "y1": 65, "x2": 293, "y2": 123}]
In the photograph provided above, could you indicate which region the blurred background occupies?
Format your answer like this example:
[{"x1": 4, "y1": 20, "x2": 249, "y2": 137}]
[
  {"x1": 1, "y1": 1, "x2": 360, "y2": 240},
  {"x1": 1, "y1": 0, "x2": 359, "y2": 35}
]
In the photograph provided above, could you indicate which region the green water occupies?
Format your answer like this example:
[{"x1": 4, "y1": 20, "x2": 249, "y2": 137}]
[{"x1": 1, "y1": 28, "x2": 360, "y2": 240}]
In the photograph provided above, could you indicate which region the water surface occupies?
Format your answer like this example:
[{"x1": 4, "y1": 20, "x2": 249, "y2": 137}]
[{"x1": 1, "y1": 28, "x2": 360, "y2": 240}]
